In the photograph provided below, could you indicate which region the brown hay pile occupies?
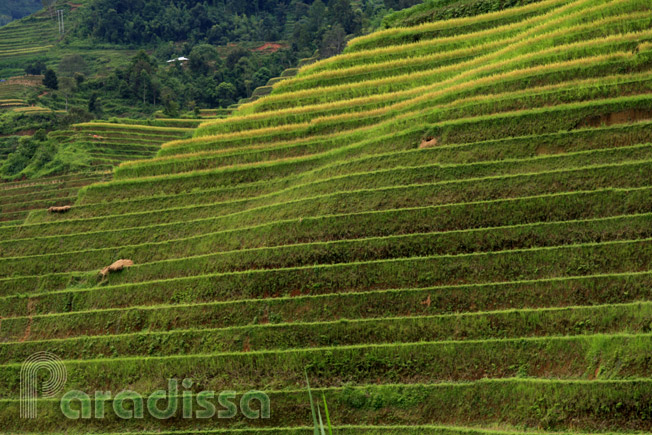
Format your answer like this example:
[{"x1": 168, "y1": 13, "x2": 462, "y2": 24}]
[
  {"x1": 419, "y1": 137, "x2": 438, "y2": 149},
  {"x1": 100, "y1": 259, "x2": 134, "y2": 278}
]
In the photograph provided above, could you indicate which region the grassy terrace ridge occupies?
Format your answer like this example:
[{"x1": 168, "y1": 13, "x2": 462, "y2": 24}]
[
  {"x1": 74, "y1": 122, "x2": 194, "y2": 133},
  {"x1": 5, "y1": 210, "x2": 652, "y2": 284},
  {"x1": 294, "y1": 0, "x2": 580, "y2": 74},
  {"x1": 2, "y1": 188, "x2": 652, "y2": 295},
  {"x1": 5, "y1": 158, "x2": 652, "y2": 241},
  {"x1": 89, "y1": 116, "x2": 652, "y2": 201},
  {"x1": 162, "y1": 84, "x2": 652, "y2": 158},
  {"x1": 200, "y1": 51, "x2": 643, "y2": 130},
  {"x1": 346, "y1": 0, "x2": 573, "y2": 51},
  {"x1": 272, "y1": 14, "x2": 651, "y2": 95},
  {"x1": 61, "y1": 119, "x2": 195, "y2": 170},
  {"x1": 0, "y1": 272, "x2": 650, "y2": 341},
  {"x1": 0, "y1": 171, "x2": 109, "y2": 225},
  {"x1": 242, "y1": 5, "x2": 652, "y2": 113},
  {"x1": 1, "y1": 333, "x2": 652, "y2": 397},
  {"x1": 197, "y1": 68, "x2": 652, "y2": 134},
  {"x1": 5, "y1": 186, "x2": 648, "y2": 260},
  {"x1": 4, "y1": 0, "x2": 652, "y2": 431},
  {"x1": 2, "y1": 211, "x2": 652, "y2": 278},
  {"x1": 239, "y1": 1, "x2": 648, "y2": 104},
  {"x1": 169, "y1": 65, "x2": 652, "y2": 137},
  {"x1": 126, "y1": 77, "x2": 652, "y2": 175},
  {"x1": 0, "y1": 172, "x2": 107, "y2": 189},
  {"x1": 1, "y1": 380, "x2": 652, "y2": 431},
  {"x1": 0, "y1": 177, "x2": 104, "y2": 198},
  {"x1": 1, "y1": 301, "x2": 652, "y2": 359},
  {"x1": 3, "y1": 237, "x2": 652, "y2": 317},
  {"x1": 55, "y1": 120, "x2": 652, "y2": 211}
]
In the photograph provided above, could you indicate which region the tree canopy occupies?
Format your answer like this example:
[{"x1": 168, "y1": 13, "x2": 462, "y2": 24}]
[{"x1": 76, "y1": 0, "x2": 422, "y2": 58}]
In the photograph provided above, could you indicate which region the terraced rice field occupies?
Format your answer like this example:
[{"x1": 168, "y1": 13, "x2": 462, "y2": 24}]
[
  {"x1": 0, "y1": 171, "x2": 110, "y2": 224},
  {"x1": 0, "y1": 76, "x2": 43, "y2": 100},
  {"x1": 11, "y1": 106, "x2": 55, "y2": 114},
  {"x1": 0, "y1": 15, "x2": 58, "y2": 60},
  {"x1": 0, "y1": 99, "x2": 27, "y2": 109},
  {"x1": 69, "y1": 122, "x2": 192, "y2": 166},
  {"x1": 2, "y1": 0, "x2": 652, "y2": 432}
]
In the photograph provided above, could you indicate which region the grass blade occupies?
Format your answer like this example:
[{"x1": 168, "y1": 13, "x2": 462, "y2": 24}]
[
  {"x1": 323, "y1": 393, "x2": 333, "y2": 435},
  {"x1": 317, "y1": 404, "x2": 326, "y2": 435},
  {"x1": 305, "y1": 368, "x2": 319, "y2": 435}
]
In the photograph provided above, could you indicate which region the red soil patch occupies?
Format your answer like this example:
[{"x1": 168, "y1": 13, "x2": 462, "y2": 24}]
[{"x1": 254, "y1": 42, "x2": 284, "y2": 53}]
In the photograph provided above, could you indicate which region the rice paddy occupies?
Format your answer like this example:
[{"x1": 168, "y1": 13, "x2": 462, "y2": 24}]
[{"x1": 2, "y1": 0, "x2": 652, "y2": 433}]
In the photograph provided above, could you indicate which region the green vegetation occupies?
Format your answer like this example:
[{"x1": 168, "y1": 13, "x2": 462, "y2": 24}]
[
  {"x1": 3, "y1": 0, "x2": 652, "y2": 433},
  {"x1": 0, "y1": 0, "x2": 41, "y2": 26},
  {"x1": 380, "y1": 0, "x2": 546, "y2": 29},
  {"x1": 0, "y1": 0, "x2": 424, "y2": 181}
]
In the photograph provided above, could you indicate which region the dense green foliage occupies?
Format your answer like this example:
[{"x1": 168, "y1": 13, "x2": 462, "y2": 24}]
[
  {"x1": 75, "y1": 0, "x2": 421, "y2": 51},
  {"x1": 62, "y1": 0, "x2": 423, "y2": 109},
  {"x1": 0, "y1": 0, "x2": 41, "y2": 26}
]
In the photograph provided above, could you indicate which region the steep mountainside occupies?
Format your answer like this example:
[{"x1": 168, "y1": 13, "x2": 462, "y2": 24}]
[{"x1": 2, "y1": 0, "x2": 652, "y2": 433}]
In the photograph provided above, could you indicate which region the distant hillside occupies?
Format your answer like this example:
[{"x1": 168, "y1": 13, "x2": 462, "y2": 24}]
[
  {"x1": 0, "y1": 0, "x2": 41, "y2": 26},
  {"x1": 0, "y1": 0, "x2": 424, "y2": 113},
  {"x1": 0, "y1": 0, "x2": 425, "y2": 180}
]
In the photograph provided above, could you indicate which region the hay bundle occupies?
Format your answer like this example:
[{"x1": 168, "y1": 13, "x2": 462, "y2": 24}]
[
  {"x1": 100, "y1": 259, "x2": 134, "y2": 278},
  {"x1": 419, "y1": 137, "x2": 438, "y2": 149}
]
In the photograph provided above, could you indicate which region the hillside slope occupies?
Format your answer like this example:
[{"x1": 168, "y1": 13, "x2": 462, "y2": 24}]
[
  {"x1": 0, "y1": 0, "x2": 420, "y2": 115},
  {"x1": 3, "y1": 0, "x2": 652, "y2": 432}
]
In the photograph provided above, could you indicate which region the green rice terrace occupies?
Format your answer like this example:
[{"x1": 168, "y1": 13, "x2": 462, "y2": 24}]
[
  {"x1": 0, "y1": 12, "x2": 58, "y2": 60},
  {"x1": 2, "y1": 0, "x2": 652, "y2": 433},
  {"x1": 0, "y1": 118, "x2": 195, "y2": 225}
]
